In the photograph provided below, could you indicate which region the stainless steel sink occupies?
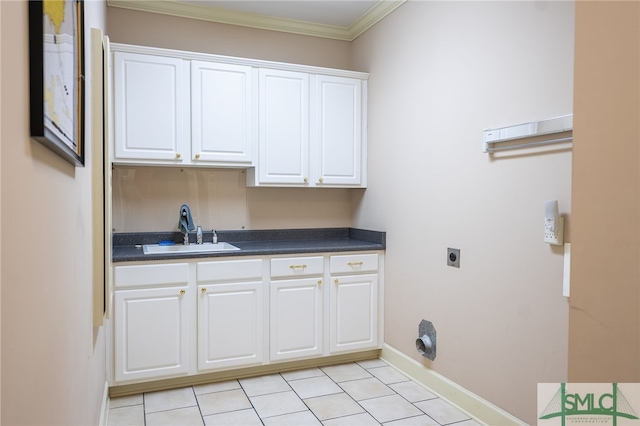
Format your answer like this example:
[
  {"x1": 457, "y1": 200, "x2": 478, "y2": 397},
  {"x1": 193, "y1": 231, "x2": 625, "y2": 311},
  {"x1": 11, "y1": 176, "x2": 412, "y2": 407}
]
[{"x1": 143, "y1": 242, "x2": 241, "y2": 255}]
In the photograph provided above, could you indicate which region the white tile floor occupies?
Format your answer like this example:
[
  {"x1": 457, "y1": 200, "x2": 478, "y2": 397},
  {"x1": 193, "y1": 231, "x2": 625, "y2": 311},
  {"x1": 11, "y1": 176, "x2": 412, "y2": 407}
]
[{"x1": 107, "y1": 359, "x2": 481, "y2": 426}]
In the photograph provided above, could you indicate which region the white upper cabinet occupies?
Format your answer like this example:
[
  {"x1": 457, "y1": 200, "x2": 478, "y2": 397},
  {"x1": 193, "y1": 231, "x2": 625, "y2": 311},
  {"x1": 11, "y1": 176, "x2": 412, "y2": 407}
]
[
  {"x1": 113, "y1": 51, "x2": 189, "y2": 162},
  {"x1": 112, "y1": 51, "x2": 253, "y2": 167},
  {"x1": 313, "y1": 75, "x2": 363, "y2": 187},
  {"x1": 110, "y1": 44, "x2": 367, "y2": 184},
  {"x1": 191, "y1": 61, "x2": 253, "y2": 164},
  {"x1": 257, "y1": 69, "x2": 310, "y2": 185},
  {"x1": 249, "y1": 72, "x2": 367, "y2": 188}
]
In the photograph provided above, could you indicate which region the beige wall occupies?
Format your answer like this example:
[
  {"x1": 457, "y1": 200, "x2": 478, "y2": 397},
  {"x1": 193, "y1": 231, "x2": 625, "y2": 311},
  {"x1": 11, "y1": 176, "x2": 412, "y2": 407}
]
[
  {"x1": 569, "y1": 1, "x2": 639, "y2": 381},
  {"x1": 111, "y1": 167, "x2": 353, "y2": 231},
  {"x1": 107, "y1": 7, "x2": 353, "y2": 70},
  {"x1": 0, "y1": 1, "x2": 107, "y2": 424},
  {"x1": 107, "y1": 8, "x2": 357, "y2": 231},
  {"x1": 108, "y1": 3, "x2": 575, "y2": 423},
  {"x1": 49, "y1": 3, "x2": 638, "y2": 424},
  {"x1": 351, "y1": 2, "x2": 574, "y2": 423},
  {"x1": 10, "y1": 2, "x2": 636, "y2": 425}
]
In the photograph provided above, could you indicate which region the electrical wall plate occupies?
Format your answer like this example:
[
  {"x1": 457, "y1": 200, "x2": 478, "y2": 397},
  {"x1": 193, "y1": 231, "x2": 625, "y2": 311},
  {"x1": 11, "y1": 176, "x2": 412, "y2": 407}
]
[{"x1": 447, "y1": 248, "x2": 460, "y2": 268}]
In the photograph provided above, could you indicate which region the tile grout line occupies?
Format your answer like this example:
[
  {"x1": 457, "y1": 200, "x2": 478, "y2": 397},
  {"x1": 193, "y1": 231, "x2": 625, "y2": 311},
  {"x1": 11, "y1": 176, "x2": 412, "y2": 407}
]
[
  {"x1": 278, "y1": 371, "x2": 326, "y2": 425},
  {"x1": 353, "y1": 364, "x2": 405, "y2": 425},
  {"x1": 444, "y1": 419, "x2": 475, "y2": 426},
  {"x1": 190, "y1": 386, "x2": 206, "y2": 425},
  {"x1": 142, "y1": 392, "x2": 147, "y2": 426},
  {"x1": 363, "y1": 362, "x2": 460, "y2": 424},
  {"x1": 357, "y1": 362, "x2": 446, "y2": 426},
  {"x1": 108, "y1": 360, "x2": 476, "y2": 426},
  {"x1": 314, "y1": 365, "x2": 376, "y2": 423},
  {"x1": 236, "y1": 377, "x2": 265, "y2": 424}
]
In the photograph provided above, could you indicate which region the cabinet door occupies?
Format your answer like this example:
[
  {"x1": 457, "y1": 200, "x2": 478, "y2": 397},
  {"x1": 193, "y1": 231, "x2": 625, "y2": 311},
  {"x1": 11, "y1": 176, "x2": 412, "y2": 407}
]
[
  {"x1": 270, "y1": 277, "x2": 322, "y2": 361},
  {"x1": 330, "y1": 274, "x2": 378, "y2": 353},
  {"x1": 313, "y1": 75, "x2": 363, "y2": 186},
  {"x1": 197, "y1": 282, "x2": 263, "y2": 371},
  {"x1": 191, "y1": 61, "x2": 253, "y2": 164},
  {"x1": 113, "y1": 52, "x2": 188, "y2": 161},
  {"x1": 114, "y1": 286, "x2": 190, "y2": 383},
  {"x1": 258, "y1": 69, "x2": 310, "y2": 185}
]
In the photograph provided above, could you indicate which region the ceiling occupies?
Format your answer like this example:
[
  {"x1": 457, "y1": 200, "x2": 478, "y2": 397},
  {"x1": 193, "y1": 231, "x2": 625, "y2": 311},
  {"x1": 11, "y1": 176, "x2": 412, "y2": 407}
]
[{"x1": 107, "y1": 0, "x2": 406, "y2": 41}]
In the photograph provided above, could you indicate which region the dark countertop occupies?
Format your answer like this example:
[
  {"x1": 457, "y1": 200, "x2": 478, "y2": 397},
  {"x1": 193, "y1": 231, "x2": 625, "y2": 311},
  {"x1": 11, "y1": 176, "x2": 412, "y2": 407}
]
[{"x1": 113, "y1": 228, "x2": 385, "y2": 263}]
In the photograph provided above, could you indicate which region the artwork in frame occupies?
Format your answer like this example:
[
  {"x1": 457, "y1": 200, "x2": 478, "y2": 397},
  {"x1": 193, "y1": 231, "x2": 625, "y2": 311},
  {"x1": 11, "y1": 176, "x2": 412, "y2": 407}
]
[{"x1": 28, "y1": 0, "x2": 85, "y2": 167}]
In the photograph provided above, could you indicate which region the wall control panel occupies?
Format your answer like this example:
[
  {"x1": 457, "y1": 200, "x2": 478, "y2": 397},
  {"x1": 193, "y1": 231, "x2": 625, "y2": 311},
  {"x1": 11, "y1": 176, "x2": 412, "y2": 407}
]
[{"x1": 544, "y1": 200, "x2": 564, "y2": 245}]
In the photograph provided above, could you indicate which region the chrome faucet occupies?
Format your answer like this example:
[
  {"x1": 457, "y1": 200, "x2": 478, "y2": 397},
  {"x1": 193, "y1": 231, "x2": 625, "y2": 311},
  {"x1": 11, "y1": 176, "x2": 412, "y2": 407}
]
[
  {"x1": 196, "y1": 226, "x2": 203, "y2": 244},
  {"x1": 178, "y1": 204, "x2": 195, "y2": 245}
]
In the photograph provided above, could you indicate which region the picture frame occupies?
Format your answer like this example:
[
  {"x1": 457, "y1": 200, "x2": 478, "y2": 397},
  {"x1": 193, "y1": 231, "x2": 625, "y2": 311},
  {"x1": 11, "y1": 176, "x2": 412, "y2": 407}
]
[{"x1": 28, "y1": 0, "x2": 85, "y2": 167}]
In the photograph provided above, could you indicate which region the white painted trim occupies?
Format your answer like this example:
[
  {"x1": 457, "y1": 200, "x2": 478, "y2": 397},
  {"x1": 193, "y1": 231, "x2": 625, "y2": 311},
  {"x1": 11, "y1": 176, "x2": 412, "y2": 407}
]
[
  {"x1": 348, "y1": 0, "x2": 406, "y2": 40},
  {"x1": 106, "y1": 0, "x2": 405, "y2": 41},
  {"x1": 91, "y1": 28, "x2": 106, "y2": 328},
  {"x1": 98, "y1": 381, "x2": 109, "y2": 426},
  {"x1": 380, "y1": 344, "x2": 527, "y2": 426}
]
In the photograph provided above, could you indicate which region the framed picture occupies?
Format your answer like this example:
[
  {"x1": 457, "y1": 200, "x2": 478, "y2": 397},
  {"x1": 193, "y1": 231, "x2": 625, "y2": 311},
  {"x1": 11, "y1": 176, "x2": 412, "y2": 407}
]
[{"x1": 28, "y1": 0, "x2": 85, "y2": 167}]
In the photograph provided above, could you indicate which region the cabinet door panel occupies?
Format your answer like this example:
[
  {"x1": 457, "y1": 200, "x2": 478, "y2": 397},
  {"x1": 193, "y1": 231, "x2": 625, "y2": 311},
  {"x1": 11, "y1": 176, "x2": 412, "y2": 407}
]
[
  {"x1": 314, "y1": 75, "x2": 362, "y2": 186},
  {"x1": 192, "y1": 61, "x2": 253, "y2": 163},
  {"x1": 114, "y1": 287, "x2": 189, "y2": 382},
  {"x1": 258, "y1": 69, "x2": 309, "y2": 184},
  {"x1": 330, "y1": 274, "x2": 378, "y2": 353},
  {"x1": 198, "y1": 282, "x2": 263, "y2": 371},
  {"x1": 113, "y1": 52, "x2": 187, "y2": 161},
  {"x1": 270, "y1": 278, "x2": 322, "y2": 361}
]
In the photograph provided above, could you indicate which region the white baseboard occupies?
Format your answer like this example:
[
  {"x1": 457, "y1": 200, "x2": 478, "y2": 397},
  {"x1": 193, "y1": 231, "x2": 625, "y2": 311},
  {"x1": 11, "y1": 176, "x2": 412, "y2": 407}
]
[
  {"x1": 380, "y1": 343, "x2": 526, "y2": 426},
  {"x1": 98, "y1": 381, "x2": 109, "y2": 426}
]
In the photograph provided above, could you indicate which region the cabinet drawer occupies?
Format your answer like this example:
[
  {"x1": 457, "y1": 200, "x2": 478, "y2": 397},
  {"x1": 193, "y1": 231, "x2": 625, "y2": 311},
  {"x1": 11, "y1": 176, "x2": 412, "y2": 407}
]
[
  {"x1": 330, "y1": 253, "x2": 378, "y2": 274},
  {"x1": 114, "y1": 263, "x2": 189, "y2": 289},
  {"x1": 197, "y1": 259, "x2": 263, "y2": 282},
  {"x1": 271, "y1": 256, "x2": 323, "y2": 278}
]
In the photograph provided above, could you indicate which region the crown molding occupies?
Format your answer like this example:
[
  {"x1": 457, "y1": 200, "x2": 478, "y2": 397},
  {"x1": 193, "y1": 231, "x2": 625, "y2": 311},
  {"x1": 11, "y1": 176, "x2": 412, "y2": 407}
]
[
  {"x1": 107, "y1": 0, "x2": 406, "y2": 41},
  {"x1": 348, "y1": 0, "x2": 405, "y2": 40}
]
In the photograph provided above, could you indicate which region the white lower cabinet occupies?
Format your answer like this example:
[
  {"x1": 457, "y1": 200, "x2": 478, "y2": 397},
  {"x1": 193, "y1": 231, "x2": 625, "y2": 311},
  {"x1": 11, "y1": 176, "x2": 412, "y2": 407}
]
[
  {"x1": 269, "y1": 256, "x2": 324, "y2": 361},
  {"x1": 113, "y1": 262, "x2": 191, "y2": 383},
  {"x1": 197, "y1": 259, "x2": 264, "y2": 371},
  {"x1": 114, "y1": 285, "x2": 190, "y2": 383},
  {"x1": 112, "y1": 252, "x2": 382, "y2": 385},
  {"x1": 330, "y1": 274, "x2": 378, "y2": 353},
  {"x1": 270, "y1": 277, "x2": 323, "y2": 361},
  {"x1": 329, "y1": 253, "x2": 380, "y2": 354}
]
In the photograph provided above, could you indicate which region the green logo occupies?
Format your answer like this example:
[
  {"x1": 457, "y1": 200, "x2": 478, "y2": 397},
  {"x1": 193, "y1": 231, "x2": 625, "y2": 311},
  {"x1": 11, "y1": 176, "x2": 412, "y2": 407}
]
[{"x1": 539, "y1": 383, "x2": 639, "y2": 425}]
